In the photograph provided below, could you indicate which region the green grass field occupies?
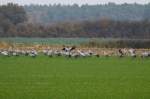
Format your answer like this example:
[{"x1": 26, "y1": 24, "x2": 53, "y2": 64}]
[{"x1": 0, "y1": 56, "x2": 150, "y2": 99}]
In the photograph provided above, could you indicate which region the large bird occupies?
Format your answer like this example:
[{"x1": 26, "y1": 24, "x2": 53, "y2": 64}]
[
  {"x1": 62, "y1": 46, "x2": 76, "y2": 52},
  {"x1": 118, "y1": 49, "x2": 124, "y2": 57}
]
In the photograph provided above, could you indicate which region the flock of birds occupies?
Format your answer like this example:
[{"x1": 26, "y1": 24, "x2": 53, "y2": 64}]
[
  {"x1": 118, "y1": 48, "x2": 150, "y2": 58},
  {"x1": 0, "y1": 46, "x2": 150, "y2": 58}
]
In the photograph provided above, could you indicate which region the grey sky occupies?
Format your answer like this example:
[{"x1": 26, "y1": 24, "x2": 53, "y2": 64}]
[{"x1": 0, "y1": 0, "x2": 149, "y2": 5}]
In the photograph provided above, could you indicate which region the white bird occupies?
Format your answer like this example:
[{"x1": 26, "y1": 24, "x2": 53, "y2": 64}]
[
  {"x1": 1, "y1": 51, "x2": 9, "y2": 56},
  {"x1": 47, "y1": 50, "x2": 53, "y2": 57},
  {"x1": 29, "y1": 50, "x2": 38, "y2": 57},
  {"x1": 129, "y1": 49, "x2": 136, "y2": 57},
  {"x1": 141, "y1": 52, "x2": 150, "y2": 58},
  {"x1": 43, "y1": 49, "x2": 48, "y2": 55},
  {"x1": 77, "y1": 50, "x2": 86, "y2": 57}
]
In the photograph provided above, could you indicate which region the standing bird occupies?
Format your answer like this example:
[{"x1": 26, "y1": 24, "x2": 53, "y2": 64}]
[
  {"x1": 141, "y1": 52, "x2": 150, "y2": 58},
  {"x1": 47, "y1": 50, "x2": 53, "y2": 57},
  {"x1": 29, "y1": 50, "x2": 38, "y2": 58},
  {"x1": 129, "y1": 49, "x2": 136, "y2": 58},
  {"x1": 62, "y1": 46, "x2": 76, "y2": 58},
  {"x1": 118, "y1": 49, "x2": 124, "y2": 57}
]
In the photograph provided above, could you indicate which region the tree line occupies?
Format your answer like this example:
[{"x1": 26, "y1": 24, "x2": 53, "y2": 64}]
[
  {"x1": 0, "y1": 3, "x2": 150, "y2": 39},
  {"x1": 0, "y1": 3, "x2": 27, "y2": 36},
  {"x1": 24, "y1": 3, "x2": 150, "y2": 24}
]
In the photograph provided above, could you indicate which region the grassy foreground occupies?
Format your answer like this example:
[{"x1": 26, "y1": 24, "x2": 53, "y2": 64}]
[{"x1": 0, "y1": 56, "x2": 150, "y2": 99}]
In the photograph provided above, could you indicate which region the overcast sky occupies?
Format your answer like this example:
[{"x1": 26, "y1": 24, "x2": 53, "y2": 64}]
[{"x1": 0, "y1": 0, "x2": 149, "y2": 5}]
